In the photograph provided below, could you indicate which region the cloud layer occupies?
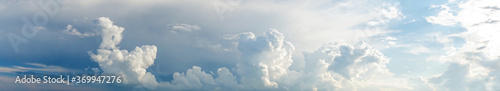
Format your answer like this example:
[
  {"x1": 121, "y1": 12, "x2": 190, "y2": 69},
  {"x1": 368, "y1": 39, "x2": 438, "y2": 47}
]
[
  {"x1": 1, "y1": 0, "x2": 499, "y2": 90},
  {"x1": 83, "y1": 0, "x2": 500, "y2": 90},
  {"x1": 85, "y1": 17, "x2": 413, "y2": 90}
]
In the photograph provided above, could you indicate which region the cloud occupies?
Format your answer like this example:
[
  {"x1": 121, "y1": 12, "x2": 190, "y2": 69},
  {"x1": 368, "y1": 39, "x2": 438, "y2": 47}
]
[
  {"x1": 425, "y1": 4, "x2": 457, "y2": 26},
  {"x1": 83, "y1": 19, "x2": 409, "y2": 90},
  {"x1": 168, "y1": 23, "x2": 201, "y2": 32},
  {"x1": 0, "y1": 0, "x2": 406, "y2": 79},
  {"x1": 0, "y1": 63, "x2": 75, "y2": 73},
  {"x1": 300, "y1": 42, "x2": 410, "y2": 90},
  {"x1": 1, "y1": 0, "x2": 498, "y2": 90},
  {"x1": 0, "y1": 67, "x2": 22, "y2": 73},
  {"x1": 86, "y1": 17, "x2": 235, "y2": 90},
  {"x1": 92, "y1": 17, "x2": 125, "y2": 49},
  {"x1": 63, "y1": 25, "x2": 95, "y2": 38},
  {"x1": 422, "y1": 0, "x2": 500, "y2": 90},
  {"x1": 160, "y1": 66, "x2": 238, "y2": 90},
  {"x1": 384, "y1": 36, "x2": 397, "y2": 41},
  {"x1": 88, "y1": 17, "x2": 159, "y2": 89},
  {"x1": 432, "y1": 0, "x2": 500, "y2": 63},
  {"x1": 403, "y1": 19, "x2": 416, "y2": 24},
  {"x1": 157, "y1": 29, "x2": 408, "y2": 90},
  {"x1": 427, "y1": 63, "x2": 491, "y2": 91},
  {"x1": 84, "y1": 67, "x2": 101, "y2": 73},
  {"x1": 157, "y1": 29, "x2": 294, "y2": 90},
  {"x1": 234, "y1": 29, "x2": 295, "y2": 89},
  {"x1": 367, "y1": 5, "x2": 404, "y2": 26}
]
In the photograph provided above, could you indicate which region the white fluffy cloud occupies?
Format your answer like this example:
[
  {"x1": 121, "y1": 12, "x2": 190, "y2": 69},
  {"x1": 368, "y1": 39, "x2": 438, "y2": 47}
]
[
  {"x1": 88, "y1": 17, "x2": 160, "y2": 89},
  {"x1": 157, "y1": 29, "x2": 409, "y2": 90},
  {"x1": 299, "y1": 42, "x2": 409, "y2": 91},
  {"x1": 233, "y1": 29, "x2": 295, "y2": 89},
  {"x1": 87, "y1": 17, "x2": 238, "y2": 90},
  {"x1": 160, "y1": 66, "x2": 238, "y2": 90},
  {"x1": 155, "y1": 29, "x2": 295, "y2": 90}
]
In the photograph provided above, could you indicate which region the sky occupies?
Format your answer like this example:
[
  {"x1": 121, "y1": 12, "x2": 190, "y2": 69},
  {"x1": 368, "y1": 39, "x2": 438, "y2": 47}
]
[{"x1": 0, "y1": 0, "x2": 500, "y2": 90}]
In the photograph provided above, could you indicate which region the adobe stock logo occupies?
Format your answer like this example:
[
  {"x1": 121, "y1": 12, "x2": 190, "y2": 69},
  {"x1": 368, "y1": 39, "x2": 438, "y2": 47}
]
[
  {"x1": 212, "y1": 0, "x2": 244, "y2": 21},
  {"x1": 7, "y1": 0, "x2": 60, "y2": 53}
]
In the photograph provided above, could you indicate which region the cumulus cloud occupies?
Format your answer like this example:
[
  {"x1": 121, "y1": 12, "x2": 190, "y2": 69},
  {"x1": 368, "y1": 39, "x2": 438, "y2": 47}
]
[
  {"x1": 83, "y1": 18, "x2": 409, "y2": 90},
  {"x1": 88, "y1": 17, "x2": 159, "y2": 89},
  {"x1": 155, "y1": 29, "x2": 295, "y2": 90},
  {"x1": 86, "y1": 17, "x2": 237, "y2": 90},
  {"x1": 234, "y1": 29, "x2": 296, "y2": 89},
  {"x1": 92, "y1": 17, "x2": 125, "y2": 49},
  {"x1": 163, "y1": 66, "x2": 216, "y2": 89},
  {"x1": 157, "y1": 29, "x2": 408, "y2": 90},
  {"x1": 160, "y1": 66, "x2": 238, "y2": 90},
  {"x1": 299, "y1": 42, "x2": 409, "y2": 91}
]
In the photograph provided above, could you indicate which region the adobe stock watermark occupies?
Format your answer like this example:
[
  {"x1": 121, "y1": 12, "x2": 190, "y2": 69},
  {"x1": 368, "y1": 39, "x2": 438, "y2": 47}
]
[
  {"x1": 212, "y1": 0, "x2": 244, "y2": 21},
  {"x1": 7, "y1": 0, "x2": 60, "y2": 53}
]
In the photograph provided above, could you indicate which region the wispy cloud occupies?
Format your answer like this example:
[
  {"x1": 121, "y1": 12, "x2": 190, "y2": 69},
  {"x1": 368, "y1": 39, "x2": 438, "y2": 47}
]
[
  {"x1": 0, "y1": 63, "x2": 75, "y2": 73},
  {"x1": 168, "y1": 23, "x2": 201, "y2": 33}
]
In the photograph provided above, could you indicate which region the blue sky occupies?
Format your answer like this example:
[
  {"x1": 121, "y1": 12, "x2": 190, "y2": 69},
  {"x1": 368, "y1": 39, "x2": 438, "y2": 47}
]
[{"x1": 1, "y1": 0, "x2": 500, "y2": 90}]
